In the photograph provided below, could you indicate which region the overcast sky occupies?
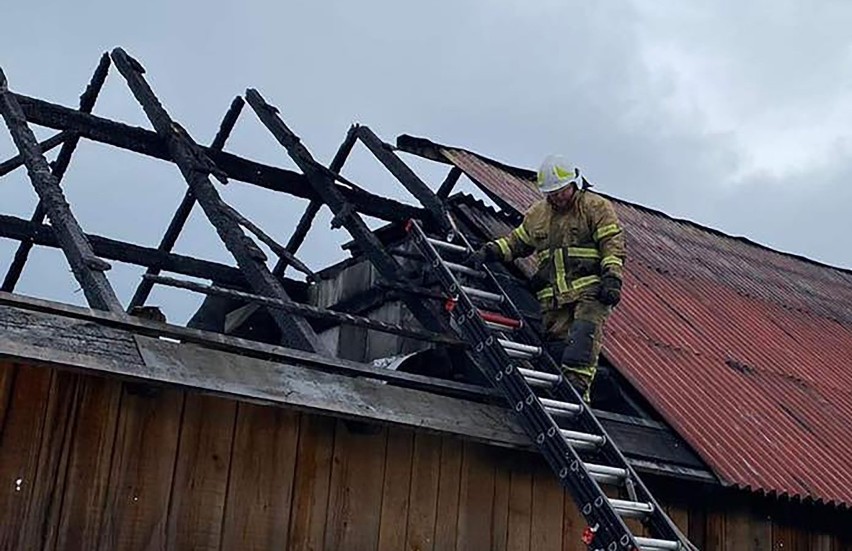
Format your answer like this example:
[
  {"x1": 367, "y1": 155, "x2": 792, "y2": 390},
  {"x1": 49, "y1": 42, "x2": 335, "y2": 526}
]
[{"x1": 1, "y1": 1, "x2": 851, "y2": 322}]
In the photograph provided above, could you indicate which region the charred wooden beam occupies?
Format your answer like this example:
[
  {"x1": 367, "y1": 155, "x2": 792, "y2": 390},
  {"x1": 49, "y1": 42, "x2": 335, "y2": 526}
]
[
  {"x1": 274, "y1": 200, "x2": 320, "y2": 278},
  {"x1": 0, "y1": 66, "x2": 122, "y2": 313},
  {"x1": 0, "y1": 213, "x2": 253, "y2": 288},
  {"x1": 3, "y1": 53, "x2": 111, "y2": 293},
  {"x1": 221, "y1": 202, "x2": 315, "y2": 280},
  {"x1": 356, "y1": 125, "x2": 454, "y2": 236},
  {"x1": 0, "y1": 131, "x2": 69, "y2": 177},
  {"x1": 437, "y1": 166, "x2": 463, "y2": 199},
  {"x1": 245, "y1": 88, "x2": 447, "y2": 334},
  {"x1": 13, "y1": 93, "x2": 424, "y2": 222},
  {"x1": 128, "y1": 96, "x2": 245, "y2": 310},
  {"x1": 146, "y1": 274, "x2": 462, "y2": 346},
  {"x1": 0, "y1": 291, "x2": 498, "y2": 403},
  {"x1": 272, "y1": 126, "x2": 358, "y2": 277},
  {"x1": 111, "y1": 48, "x2": 326, "y2": 353}
]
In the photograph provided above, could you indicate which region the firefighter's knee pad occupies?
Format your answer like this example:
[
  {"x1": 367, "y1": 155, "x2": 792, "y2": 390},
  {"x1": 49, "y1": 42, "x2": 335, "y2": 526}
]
[{"x1": 560, "y1": 319, "x2": 597, "y2": 367}]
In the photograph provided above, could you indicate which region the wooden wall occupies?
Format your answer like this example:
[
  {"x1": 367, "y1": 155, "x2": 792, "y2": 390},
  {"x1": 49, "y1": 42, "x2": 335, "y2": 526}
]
[{"x1": 1, "y1": 360, "x2": 850, "y2": 550}]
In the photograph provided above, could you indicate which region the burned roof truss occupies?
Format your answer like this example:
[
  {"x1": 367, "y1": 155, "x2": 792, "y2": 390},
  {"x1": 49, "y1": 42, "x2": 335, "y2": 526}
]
[{"x1": 0, "y1": 48, "x2": 468, "y2": 355}]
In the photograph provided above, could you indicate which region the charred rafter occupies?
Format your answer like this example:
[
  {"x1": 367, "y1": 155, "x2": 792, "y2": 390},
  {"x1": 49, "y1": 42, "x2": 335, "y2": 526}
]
[
  {"x1": 272, "y1": 125, "x2": 358, "y2": 276},
  {"x1": 0, "y1": 131, "x2": 69, "y2": 177},
  {"x1": 3, "y1": 53, "x2": 111, "y2": 292},
  {"x1": 110, "y1": 47, "x2": 327, "y2": 353},
  {"x1": 354, "y1": 125, "x2": 455, "y2": 237},
  {"x1": 128, "y1": 96, "x2": 245, "y2": 310},
  {"x1": 0, "y1": 65, "x2": 122, "y2": 313},
  {"x1": 245, "y1": 88, "x2": 447, "y2": 334}
]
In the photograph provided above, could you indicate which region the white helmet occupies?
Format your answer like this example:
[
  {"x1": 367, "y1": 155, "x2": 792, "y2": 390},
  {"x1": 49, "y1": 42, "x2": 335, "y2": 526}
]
[{"x1": 537, "y1": 155, "x2": 582, "y2": 194}]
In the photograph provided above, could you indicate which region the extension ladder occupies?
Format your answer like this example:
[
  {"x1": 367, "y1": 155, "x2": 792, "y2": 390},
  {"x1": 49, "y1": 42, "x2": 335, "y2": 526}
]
[{"x1": 406, "y1": 219, "x2": 696, "y2": 551}]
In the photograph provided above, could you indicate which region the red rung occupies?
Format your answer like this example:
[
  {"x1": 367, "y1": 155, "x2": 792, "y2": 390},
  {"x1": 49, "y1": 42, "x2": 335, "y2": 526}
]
[
  {"x1": 478, "y1": 309, "x2": 522, "y2": 329},
  {"x1": 582, "y1": 524, "x2": 598, "y2": 545},
  {"x1": 444, "y1": 298, "x2": 457, "y2": 312}
]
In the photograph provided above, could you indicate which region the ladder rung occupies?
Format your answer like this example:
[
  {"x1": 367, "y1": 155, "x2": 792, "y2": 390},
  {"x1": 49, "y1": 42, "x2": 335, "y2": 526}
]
[
  {"x1": 445, "y1": 261, "x2": 485, "y2": 278},
  {"x1": 486, "y1": 321, "x2": 513, "y2": 332},
  {"x1": 462, "y1": 285, "x2": 504, "y2": 303},
  {"x1": 425, "y1": 237, "x2": 468, "y2": 255},
  {"x1": 479, "y1": 310, "x2": 522, "y2": 329},
  {"x1": 506, "y1": 349, "x2": 535, "y2": 360},
  {"x1": 498, "y1": 339, "x2": 542, "y2": 356},
  {"x1": 518, "y1": 367, "x2": 560, "y2": 383},
  {"x1": 609, "y1": 498, "x2": 654, "y2": 519},
  {"x1": 525, "y1": 379, "x2": 552, "y2": 388},
  {"x1": 584, "y1": 463, "x2": 628, "y2": 484},
  {"x1": 560, "y1": 429, "x2": 604, "y2": 449},
  {"x1": 634, "y1": 536, "x2": 681, "y2": 550},
  {"x1": 539, "y1": 398, "x2": 582, "y2": 416}
]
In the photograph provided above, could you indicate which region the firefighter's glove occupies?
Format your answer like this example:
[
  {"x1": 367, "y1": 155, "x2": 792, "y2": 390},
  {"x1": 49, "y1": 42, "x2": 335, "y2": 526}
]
[
  {"x1": 598, "y1": 275, "x2": 622, "y2": 306},
  {"x1": 464, "y1": 243, "x2": 497, "y2": 269}
]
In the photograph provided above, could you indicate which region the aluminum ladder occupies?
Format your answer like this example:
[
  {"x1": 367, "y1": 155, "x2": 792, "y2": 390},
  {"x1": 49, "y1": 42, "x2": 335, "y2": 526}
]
[{"x1": 406, "y1": 219, "x2": 697, "y2": 551}]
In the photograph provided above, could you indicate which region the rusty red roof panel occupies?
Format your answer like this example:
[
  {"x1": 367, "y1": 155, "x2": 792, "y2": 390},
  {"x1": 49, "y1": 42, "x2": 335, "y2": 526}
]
[{"x1": 440, "y1": 147, "x2": 852, "y2": 507}]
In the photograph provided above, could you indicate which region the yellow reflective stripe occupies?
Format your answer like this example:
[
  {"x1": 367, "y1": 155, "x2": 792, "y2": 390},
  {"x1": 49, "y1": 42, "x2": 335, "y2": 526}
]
[
  {"x1": 565, "y1": 247, "x2": 601, "y2": 259},
  {"x1": 554, "y1": 165, "x2": 576, "y2": 180},
  {"x1": 536, "y1": 287, "x2": 554, "y2": 301},
  {"x1": 594, "y1": 224, "x2": 621, "y2": 241},
  {"x1": 512, "y1": 224, "x2": 533, "y2": 246},
  {"x1": 601, "y1": 255, "x2": 623, "y2": 268},
  {"x1": 571, "y1": 275, "x2": 601, "y2": 290},
  {"x1": 537, "y1": 277, "x2": 600, "y2": 301},
  {"x1": 495, "y1": 238, "x2": 511, "y2": 260},
  {"x1": 564, "y1": 365, "x2": 596, "y2": 377},
  {"x1": 554, "y1": 249, "x2": 570, "y2": 295},
  {"x1": 538, "y1": 250, "x2": 551, "y2": 262}
]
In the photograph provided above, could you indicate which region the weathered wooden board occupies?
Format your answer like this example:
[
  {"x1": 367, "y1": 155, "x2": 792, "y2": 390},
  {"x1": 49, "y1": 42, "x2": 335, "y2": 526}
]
[
  {"x1": 456, "y1": 441, "x2": 496, "y2": 550},
  {"x1": 167, "y1": 394, "x2": 237, "y2": 550},
  {"x1": 433, "y1": 437, "x2": 463, "y2": 550},
  {"x1": 0, "y1": 364, "x2": 53, "y2": 550},
  {"x1": 562, "y1": 490, "x2": 586, "y2": 550},
  {"x1": 221, "y1": 404, "x2": 301, "y2": 550},
  {"x1": 507, "y1": 469, "x2": 533, "y2": 551},
  {"x1": 530, "y1": 464, "x2": 564, "y2": 551},
  {"x1": 53, "y1": 376, "x2": 123, "y2": 550},
  {"x1": 97, "y1": 387, "x2": 184, "y2": 550},
  {"x1": 377, "y1": 427, "x2": 414, "y2": 551},
  {"x1": 404, "y1": 433, "x2": 442, "y2": 551},
  {"x1": 0, "y1": 304, "x2": 142, "y2": 365},
  {"x1": 725, "y1": 505, "x2": 771, "y2": 550},
  {"x1": 20, "y1": 370, "x2": 80, "y2": 550},
  {"x1": 491, "y1": 460, "x2": 511, "y2": 551},
  {"x1": 324, "y1": 420, "x2": 387, "y2": 550},
  {"x1": 286, "y1": 414, "x2": 336, "y2": 550}
]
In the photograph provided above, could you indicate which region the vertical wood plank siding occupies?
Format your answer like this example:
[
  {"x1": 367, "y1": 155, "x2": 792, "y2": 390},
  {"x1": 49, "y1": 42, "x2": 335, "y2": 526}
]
[{"x1": 0, "y1": 360, "x2": 850, "y2": 550}]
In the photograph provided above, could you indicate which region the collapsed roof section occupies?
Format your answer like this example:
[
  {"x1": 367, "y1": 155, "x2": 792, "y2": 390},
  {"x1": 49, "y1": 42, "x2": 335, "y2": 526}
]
[{"x1": 0, "y1": 48, "x2": 461, "y2": 358}]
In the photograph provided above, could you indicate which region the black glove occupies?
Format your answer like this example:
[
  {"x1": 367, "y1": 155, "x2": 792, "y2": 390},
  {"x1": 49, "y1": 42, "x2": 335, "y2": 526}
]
[
  {"x1": 598, "y1": 275, "x2": 622, "y2": 306},
  {"x1": 464, "y1": 244, "x2": 497, "y2": 269}
]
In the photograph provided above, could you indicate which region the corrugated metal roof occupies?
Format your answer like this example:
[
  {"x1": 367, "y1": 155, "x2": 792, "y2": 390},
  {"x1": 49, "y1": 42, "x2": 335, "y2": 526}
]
[{"x1": 440, "y1": 146, "x2": 852, "y2": 507}]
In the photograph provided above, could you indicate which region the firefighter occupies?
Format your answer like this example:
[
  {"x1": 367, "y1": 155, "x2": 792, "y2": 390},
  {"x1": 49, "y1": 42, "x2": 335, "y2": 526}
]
[{"x1": 466, "y1": 155, "x2": 626, "y2": 402}]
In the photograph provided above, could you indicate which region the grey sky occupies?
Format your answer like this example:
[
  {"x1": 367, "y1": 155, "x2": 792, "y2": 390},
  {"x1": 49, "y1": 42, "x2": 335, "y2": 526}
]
[{"x1": 1, "y1": 1, "x2": 851, "y2": 321}]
